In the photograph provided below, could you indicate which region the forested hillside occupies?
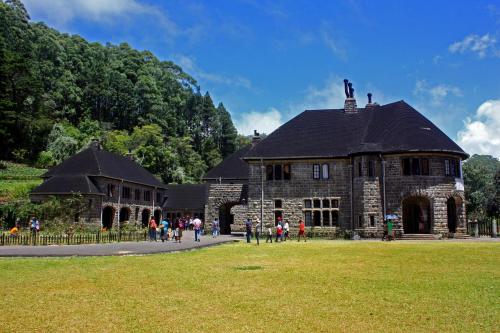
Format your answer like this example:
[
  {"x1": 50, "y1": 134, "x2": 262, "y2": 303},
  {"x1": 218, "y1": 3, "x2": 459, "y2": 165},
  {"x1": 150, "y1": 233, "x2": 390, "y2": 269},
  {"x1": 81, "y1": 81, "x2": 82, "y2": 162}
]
[{"x1": 0, "y1": 0, "x2": 247, "y2": 184}]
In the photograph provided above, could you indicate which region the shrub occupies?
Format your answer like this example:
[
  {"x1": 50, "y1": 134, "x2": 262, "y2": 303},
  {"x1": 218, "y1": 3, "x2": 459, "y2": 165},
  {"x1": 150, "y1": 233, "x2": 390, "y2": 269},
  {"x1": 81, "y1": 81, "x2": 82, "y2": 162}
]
[{"x1": 35, "y1": 151, "x2": 56, "y2": 168}]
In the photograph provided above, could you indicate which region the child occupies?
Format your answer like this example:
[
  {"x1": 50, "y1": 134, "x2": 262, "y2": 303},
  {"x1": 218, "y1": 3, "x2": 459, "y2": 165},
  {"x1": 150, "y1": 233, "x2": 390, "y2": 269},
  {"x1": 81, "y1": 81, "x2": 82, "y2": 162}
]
[
  {"x1": 266, "y1": 225, "x2": 273, "y2": 243},
  {"x1": 167, "y1": 227, "x2": 172, "y2": 241},
  {"x1": 275, "y1": 223, "x2": 283, "y2": 242}
]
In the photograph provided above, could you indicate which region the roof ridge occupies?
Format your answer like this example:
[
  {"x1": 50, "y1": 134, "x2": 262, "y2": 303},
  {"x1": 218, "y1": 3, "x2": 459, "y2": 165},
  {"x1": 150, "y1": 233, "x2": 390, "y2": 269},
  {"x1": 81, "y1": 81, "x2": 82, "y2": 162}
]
[{"x1": 89, "y1": 147, "x2": 102, "y2": 175}]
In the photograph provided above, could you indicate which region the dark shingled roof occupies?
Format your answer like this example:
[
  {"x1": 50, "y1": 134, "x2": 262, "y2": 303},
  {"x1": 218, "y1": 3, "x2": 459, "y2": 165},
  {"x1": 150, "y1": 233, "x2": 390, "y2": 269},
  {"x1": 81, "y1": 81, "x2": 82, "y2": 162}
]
[
  {"x1": 245, "y1": 100, "x2": 467, "y2": 159},
  {"x1": 203, "y1": 145, "x2": 251, "y2": 180},
  {"x1": 32, "y1": 175, "x2": 102, "y2": 195},
  {"x1": 164, "y1": 184, "x2": 209, "y2": 210},
  {"x1": 42, "y1": 147, "x2": 166, "y2": 188}
]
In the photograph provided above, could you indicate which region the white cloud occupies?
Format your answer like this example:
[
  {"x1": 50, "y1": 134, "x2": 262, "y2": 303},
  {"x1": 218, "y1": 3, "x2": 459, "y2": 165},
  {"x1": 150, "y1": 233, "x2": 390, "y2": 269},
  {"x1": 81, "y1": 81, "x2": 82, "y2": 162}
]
[
  {"x1": 457, "y1": 100, "x2": 500, "y2": 158},
  {"x1": 24, "y1": 0, "x2": 179, "y2": 37},
  {"x1": 320, "y1": 23, "x2": 347, "y2": 59},
  {"x1": 175, "y1": 55, "x2": 251, "y2": 89},
  {"x1": 235, "y1": 108, "x2": 283, "y2": 135},
  {"x1": 448, "y1": 34, "x2": 499, "y2": 58},
  {"x1": 414, "y1": 80, "x2": 462, "y2": 106}
]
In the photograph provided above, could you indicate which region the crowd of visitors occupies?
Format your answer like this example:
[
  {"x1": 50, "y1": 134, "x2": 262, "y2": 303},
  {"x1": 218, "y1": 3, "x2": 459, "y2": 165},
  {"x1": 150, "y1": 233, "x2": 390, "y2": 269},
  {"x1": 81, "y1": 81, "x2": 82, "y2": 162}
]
[
  {"x1": 147, "y1": 215, "x2": 206, "y2": 243},
  {"x1": 245, "y1": 216, "x2": 307, "y2": 244}
]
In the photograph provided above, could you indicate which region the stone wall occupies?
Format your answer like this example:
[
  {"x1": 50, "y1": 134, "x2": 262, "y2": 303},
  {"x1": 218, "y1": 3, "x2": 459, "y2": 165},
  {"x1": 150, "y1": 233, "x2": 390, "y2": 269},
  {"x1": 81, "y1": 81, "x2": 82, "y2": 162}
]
[
  {"x1": 240, "y1": 153, "x2": 466, "y2": 237},
  {"x1": 205, "y1": 183, "x2": 247, "y2": 230}
]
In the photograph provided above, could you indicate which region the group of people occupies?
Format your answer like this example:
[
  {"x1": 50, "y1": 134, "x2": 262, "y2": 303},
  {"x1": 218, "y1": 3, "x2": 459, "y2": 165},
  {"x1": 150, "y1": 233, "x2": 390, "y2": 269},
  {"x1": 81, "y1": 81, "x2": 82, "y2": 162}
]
[
  {"x1": 245, "y1": 216, "x2": 307, "y2": 245},
  {"x1": 148, "y1": 215, "x2": 204, "y2": 243},
  {"x1": 8, "y1": 216, "x2": 40, "y2": 238}
]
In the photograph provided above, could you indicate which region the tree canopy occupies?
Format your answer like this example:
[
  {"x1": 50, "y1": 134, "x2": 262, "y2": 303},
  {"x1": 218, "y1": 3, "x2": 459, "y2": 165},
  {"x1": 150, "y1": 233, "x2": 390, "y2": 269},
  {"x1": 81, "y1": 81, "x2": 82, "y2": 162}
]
[{"x1": 0, "y1": 0, "x2": 245, "y2": 183}]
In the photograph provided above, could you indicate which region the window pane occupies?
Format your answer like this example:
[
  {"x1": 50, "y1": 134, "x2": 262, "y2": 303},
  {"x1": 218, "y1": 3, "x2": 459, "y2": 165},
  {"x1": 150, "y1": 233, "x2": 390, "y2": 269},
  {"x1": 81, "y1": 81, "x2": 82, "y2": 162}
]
[
  {"x1": 313, "y1": 199, "x2": 321, "y2": 208},
  {"x1": 274, "y1": 164, "x2": 282, "y2": 180},
  {"x1": 304, "y1": 200, "x2": 312, "y2": 208},
  {"x1": 322, "y1": 211, "x2": 331, "y2": 226},
  {"x1": 368, "y1": 160, "x2": 375, "y2": 177},
  {"x1": 421, "y1": 158, "x2": 429, "y2": 175},
  {"x1": 402, "y1": 158, "x2": 411, "y2": 176},
  {"x1": 332, "y1": 211, "x2": 339, "y2": 226},
  {"x1": 304, "y1": 211, "x2": 312, "y2": 226},
  {"x1": 274, "y1": 199, "x2": 282, "y2": 209},
  {"x1": 322, "y1": 164, "x2": 329, "y2": 179},
  {"x1": 450, "y1": 160, "x2": 456, "y2": 177},
  {"x1": 455, "y1": 160, "x2": 461, "y2": 177},
  {"x1": 412, "y1": 158, "x2": 420, "y2": 175},
  {"x1": 313, "y1": 211, "x2": 321, "y2": 226},
  {"x1": 266, "y1": 165, "x2": 274, "y2": 180},
  {"x1": 331, "y1": 199, "x2": 339, "y2": 208},
  {"x1": 283, "y1": 164, "x2": 291, "y2": 180},
  {"x1": 369, "y1": 215, "x2": 375, "y2": 227},
  {"x1": 322, "y1": 199, "x2": 330, "y2": 208},
  {"x1": 313, "y1": 164, "x2": 320, "y2": 179},
  {"x1": 444, "y1": 160, "x2": 450, "y2": 176}
]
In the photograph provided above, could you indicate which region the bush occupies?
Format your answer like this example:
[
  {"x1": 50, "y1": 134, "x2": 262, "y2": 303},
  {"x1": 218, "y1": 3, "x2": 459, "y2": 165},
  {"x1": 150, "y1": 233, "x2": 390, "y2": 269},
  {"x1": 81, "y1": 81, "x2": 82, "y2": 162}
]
[{"x1": 35, "y1": 151, "x2": 56, "y2": 168}]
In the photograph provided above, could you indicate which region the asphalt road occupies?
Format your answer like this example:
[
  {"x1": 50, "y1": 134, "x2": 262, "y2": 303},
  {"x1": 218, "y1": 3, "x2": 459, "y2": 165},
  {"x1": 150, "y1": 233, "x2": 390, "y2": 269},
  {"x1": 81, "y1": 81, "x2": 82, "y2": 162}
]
[{"x1": 0, "y1": 231, "x2": 240, "y2": 257}]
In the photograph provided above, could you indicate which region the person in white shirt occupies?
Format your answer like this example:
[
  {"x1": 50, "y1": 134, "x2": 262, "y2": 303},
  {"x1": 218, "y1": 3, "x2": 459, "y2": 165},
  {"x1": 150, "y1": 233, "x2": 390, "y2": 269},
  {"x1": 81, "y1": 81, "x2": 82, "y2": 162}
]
[{"x1": 284, "y1": 220, "x2": 290, "y2": 241}]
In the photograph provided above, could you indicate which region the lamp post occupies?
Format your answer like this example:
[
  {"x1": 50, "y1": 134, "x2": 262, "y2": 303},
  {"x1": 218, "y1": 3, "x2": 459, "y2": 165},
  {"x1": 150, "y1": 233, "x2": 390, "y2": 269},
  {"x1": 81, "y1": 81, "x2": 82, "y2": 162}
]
[{"x1": 260, "y1": 158, "x2": 264, "y2": 235}]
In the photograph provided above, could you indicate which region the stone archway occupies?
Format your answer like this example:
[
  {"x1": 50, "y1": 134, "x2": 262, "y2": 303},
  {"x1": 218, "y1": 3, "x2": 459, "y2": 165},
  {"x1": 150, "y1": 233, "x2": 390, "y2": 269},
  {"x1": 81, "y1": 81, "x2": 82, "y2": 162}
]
[
  {"x1": 154, "y1": 209, "x2": 162, "y2": 223},
  {"x1": 102, "y1": 206, "x2": 115, "y2": 230},
  {"x1": 218, "y1": 202, "x2": 239, "y2": 234},
  {"x1": 402, "y1": 196, "x2": 431, "y2": 234},
  {"x1": 141, "y1": 209, "x2": 150, "y2": 227},
  {"x1": 119, "y1": 207, "x2": 131, "y2": 224},
  {"x1": 447, "y1": 197, "x2": 457, "y2": 233}
]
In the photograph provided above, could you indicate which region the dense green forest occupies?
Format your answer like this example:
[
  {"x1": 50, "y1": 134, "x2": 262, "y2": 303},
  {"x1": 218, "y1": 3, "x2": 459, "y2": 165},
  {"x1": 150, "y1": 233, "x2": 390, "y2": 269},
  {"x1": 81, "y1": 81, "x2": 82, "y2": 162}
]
[{"x1": 0, "y1": 0, "x2": 249, "y2": 184}]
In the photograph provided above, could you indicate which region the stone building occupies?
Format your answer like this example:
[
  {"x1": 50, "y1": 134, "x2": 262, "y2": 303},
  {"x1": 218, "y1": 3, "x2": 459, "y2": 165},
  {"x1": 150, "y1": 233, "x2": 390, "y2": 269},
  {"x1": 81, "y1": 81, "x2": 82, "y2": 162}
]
[
  {"x1": 205, "y1": 80, "x2": 468, "y2": 237},
  {"x1": 31, "y1": 144, "x2": 167, "y2": 229}
]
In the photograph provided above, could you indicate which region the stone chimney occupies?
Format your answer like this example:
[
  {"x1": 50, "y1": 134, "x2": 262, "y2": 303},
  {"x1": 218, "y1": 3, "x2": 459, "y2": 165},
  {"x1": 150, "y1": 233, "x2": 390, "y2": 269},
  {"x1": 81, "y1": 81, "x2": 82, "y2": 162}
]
[
  {"x1": 252, "y1": 130, "x2": 262, "y2": 147},
  {"x1": 343, "y1": 79, "x2": 358, "y2": 114},
  {"x1": 365, "y1": 92, "x2": 374, "y2": 108}
]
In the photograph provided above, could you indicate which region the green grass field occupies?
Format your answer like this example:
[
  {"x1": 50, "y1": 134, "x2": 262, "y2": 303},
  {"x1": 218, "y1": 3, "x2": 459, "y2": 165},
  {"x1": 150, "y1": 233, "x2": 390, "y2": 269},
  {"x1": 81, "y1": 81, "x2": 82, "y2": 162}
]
[
  {"x1": 0, "y1": 241, "x2": 498, "y2": 332},
  {"x1": 0, "y1": 161, "x2": 45, "y2": 202}
]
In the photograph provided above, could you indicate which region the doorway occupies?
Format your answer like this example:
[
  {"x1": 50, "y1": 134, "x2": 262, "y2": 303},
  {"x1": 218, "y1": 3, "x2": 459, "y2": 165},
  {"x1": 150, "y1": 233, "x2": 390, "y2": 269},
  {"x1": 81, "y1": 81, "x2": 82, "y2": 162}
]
[
  {"x1": 102, "y1": 206, "x2": 115, "y2": 230},
  {"x1": 447, "y1": 197, "x2": 457, "y2": 233},
  {"x1": 402, "y1": 196, "x2": 431, "y2": 234}
]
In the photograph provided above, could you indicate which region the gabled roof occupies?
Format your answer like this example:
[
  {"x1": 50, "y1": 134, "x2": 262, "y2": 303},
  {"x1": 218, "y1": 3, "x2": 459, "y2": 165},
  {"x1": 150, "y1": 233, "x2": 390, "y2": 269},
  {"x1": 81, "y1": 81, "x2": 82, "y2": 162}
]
[
  {"x1": 163, "y1": 184, "x2": 209, "y2": 210},
  {"x1": 43, "y1": 146, "x2": 166, "y2": 188},
  {"x1": 244, "y1": 101, "x2": 468, "y2": 159},
  {"x1": 203, "y1": 145, "x2": 251, "y2": 180},
  {"x1": 31, "y1": 175, "x2": 103, "y2": 195}
]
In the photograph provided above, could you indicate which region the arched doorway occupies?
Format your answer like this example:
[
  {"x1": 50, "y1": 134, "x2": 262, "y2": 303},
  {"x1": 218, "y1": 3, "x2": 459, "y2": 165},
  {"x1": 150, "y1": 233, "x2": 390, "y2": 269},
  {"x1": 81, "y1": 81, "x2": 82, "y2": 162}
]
[
  {"x1": 218, "y1": 202, "x2": 237, "y2": 235},
  {"x1": 102, "y1": 206, "x2": 115, "y2": 230},
  {"x1": 402, "y1": 196, "x2": 431, "y2": 234},
  {"x1": 447, "y1": 197, "x2": 457, "y2": 233},
  {"x1": 119, "y1": 207, "x2": 131, "y2": 224},
  {"x1": 154, "y1": 209, "x2": 162, "y2": 222},
  {"x1": 141, "y1": 209, "x2": 150, "y2": 227}
]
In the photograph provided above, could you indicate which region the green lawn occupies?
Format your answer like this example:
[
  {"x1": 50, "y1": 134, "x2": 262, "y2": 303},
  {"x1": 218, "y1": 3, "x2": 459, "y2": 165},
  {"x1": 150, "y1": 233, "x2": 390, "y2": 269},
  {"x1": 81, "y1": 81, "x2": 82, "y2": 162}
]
[
  {"x1": 0, "y1": 161, "x2": 45, "y2": 201},
  {"x1": 0, "y1": 241, "x2": 498, "y2": 332}
]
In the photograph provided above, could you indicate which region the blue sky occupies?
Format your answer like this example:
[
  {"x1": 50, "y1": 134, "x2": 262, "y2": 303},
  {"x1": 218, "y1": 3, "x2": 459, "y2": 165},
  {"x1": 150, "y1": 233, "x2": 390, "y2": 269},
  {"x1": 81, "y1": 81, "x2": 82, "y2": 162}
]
[{"x1": 24, "y1": 0, "x2": 500, "y2": 157}]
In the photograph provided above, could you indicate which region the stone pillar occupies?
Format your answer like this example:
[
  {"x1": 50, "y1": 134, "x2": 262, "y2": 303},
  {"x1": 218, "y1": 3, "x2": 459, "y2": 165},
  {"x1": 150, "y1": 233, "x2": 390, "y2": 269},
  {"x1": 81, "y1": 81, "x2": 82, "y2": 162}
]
[{"x1": 492, "y1": 218, "x2": 497, "y2": 238}]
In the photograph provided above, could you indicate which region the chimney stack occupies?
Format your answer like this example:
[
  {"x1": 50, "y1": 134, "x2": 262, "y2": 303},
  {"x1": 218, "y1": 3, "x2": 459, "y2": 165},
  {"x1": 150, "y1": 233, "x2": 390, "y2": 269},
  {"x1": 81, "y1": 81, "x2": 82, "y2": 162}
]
[
  {"x1": 366, "y1": 93, "x2": 377, "y2": 108},
  {"x1": 343, "y1": 79, "x2": 358, "y2": 113},
  {"x1": 252, "y1": 130, "x2": 262, "y2": 147}
]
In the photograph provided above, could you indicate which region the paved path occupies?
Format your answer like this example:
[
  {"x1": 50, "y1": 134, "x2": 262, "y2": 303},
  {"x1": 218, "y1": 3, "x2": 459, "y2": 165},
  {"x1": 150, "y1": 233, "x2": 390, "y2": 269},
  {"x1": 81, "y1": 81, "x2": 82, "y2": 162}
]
[{"x1": 0, "y1": 231, "x2": 241, "y2": 257}]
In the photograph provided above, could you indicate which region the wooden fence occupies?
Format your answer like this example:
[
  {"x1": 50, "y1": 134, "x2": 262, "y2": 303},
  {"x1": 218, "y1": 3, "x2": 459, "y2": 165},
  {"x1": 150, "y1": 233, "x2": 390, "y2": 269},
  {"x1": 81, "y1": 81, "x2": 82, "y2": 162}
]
[
  {"x1": 467, "y1": 220, "x2": 498, "y2": 237},
  {"x1": 0, "y1": 231, "x2": 148, "y2": 246}
]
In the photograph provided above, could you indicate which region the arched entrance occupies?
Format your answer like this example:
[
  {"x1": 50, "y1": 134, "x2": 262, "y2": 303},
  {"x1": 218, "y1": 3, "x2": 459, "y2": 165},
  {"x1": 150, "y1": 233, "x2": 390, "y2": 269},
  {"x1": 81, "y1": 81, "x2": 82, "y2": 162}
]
[
  {"x1": 402, "y1": 196, "x2": 431, "y2": 234},
  {"x1": 218, "y1": 202, "x2": 237, "y2": 234},
  {"x1": 102, "y1": 206, "x2": 115, "y2": 230},
  {"x1": 447, "y1": 197, "x2": 457, "y2": 233},
  {"x1": 119, "y1": 207, "x2": 131, "y2": 224},
  {"x1": 154, "y1": 209, "x2": 162, "y2": 222},
  {"x1": 141, "y1": 209, "x2": 150, "y2": 227}
]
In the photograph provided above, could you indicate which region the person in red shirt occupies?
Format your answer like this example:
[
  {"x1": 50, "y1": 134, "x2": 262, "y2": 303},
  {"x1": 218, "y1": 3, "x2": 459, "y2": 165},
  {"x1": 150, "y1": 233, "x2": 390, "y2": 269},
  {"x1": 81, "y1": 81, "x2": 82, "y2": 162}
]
[
  {"x1": 297, "y1": 219, "x2": 306, "y2": 242},
  {"x1": 149, "y1": 218, "x2": 157, "y2": 241}
]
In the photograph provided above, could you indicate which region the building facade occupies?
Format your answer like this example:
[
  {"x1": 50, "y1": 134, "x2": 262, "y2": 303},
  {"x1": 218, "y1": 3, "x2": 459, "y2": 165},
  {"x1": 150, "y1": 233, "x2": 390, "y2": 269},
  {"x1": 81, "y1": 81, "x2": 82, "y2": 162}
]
[
  {"x1": 31, "y1": 144, "x2": 167, "y2": 229},
  {"x1": 204, "y1": 80, "x2": 468, "y2": 237}
]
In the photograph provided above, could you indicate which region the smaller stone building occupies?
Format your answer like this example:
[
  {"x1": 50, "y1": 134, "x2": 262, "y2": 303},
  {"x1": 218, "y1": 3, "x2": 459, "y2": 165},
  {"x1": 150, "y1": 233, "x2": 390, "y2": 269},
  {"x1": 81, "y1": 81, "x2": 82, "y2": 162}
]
[{"x1": 31, "y1": 143, "x2": 167, "y2": 228}]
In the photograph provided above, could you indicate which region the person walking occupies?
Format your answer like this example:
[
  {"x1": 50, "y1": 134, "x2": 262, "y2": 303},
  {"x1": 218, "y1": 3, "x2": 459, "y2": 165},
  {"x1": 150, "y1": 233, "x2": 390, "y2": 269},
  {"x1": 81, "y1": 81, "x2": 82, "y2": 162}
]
[
  {"x1": 382, "y1": 220, "x2": 388, "y2": 241},
  {"x1": 212, "y1": 218, "x2": 219, "y2": 238},
  {"x1": 297, "y1": 219, "x2": 307, "y2": 242},
  {"x1": 275, "y1": 223, "x2": 283, "y2": 242},
  {"x1": 387, "y1": 219, "x2": 394, "y2": 241},
  {"x1": 174, "y1": 218, "x2": 180, "y2": 242},
  {"x1": 255, "y1": 218, "x2": 261, "y2": 246},
  {"x1": 283, "y1": 220, "x2": 290, "y2": 241},
  {"x1": 193, "y1": 217, "x2": 202, "y2": 242},
  {"x1": 161, "y1": 218, "x2": 169, "y2": 242},
  {"x1": 178, "y1": 219, "x2": 184, "y2": 243},
  {"x1": 266, "y1": 225, "x2": 273, "y2": 243},
  {"x1": 245, "y1": 218, "x2": 252, "y2": 243},
  {"x1": 149, "y1": 217, "x2": 157, "y2": 241},
  {"x1": 30, "y1": 216, "x2": 38, "y2": 237}
]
